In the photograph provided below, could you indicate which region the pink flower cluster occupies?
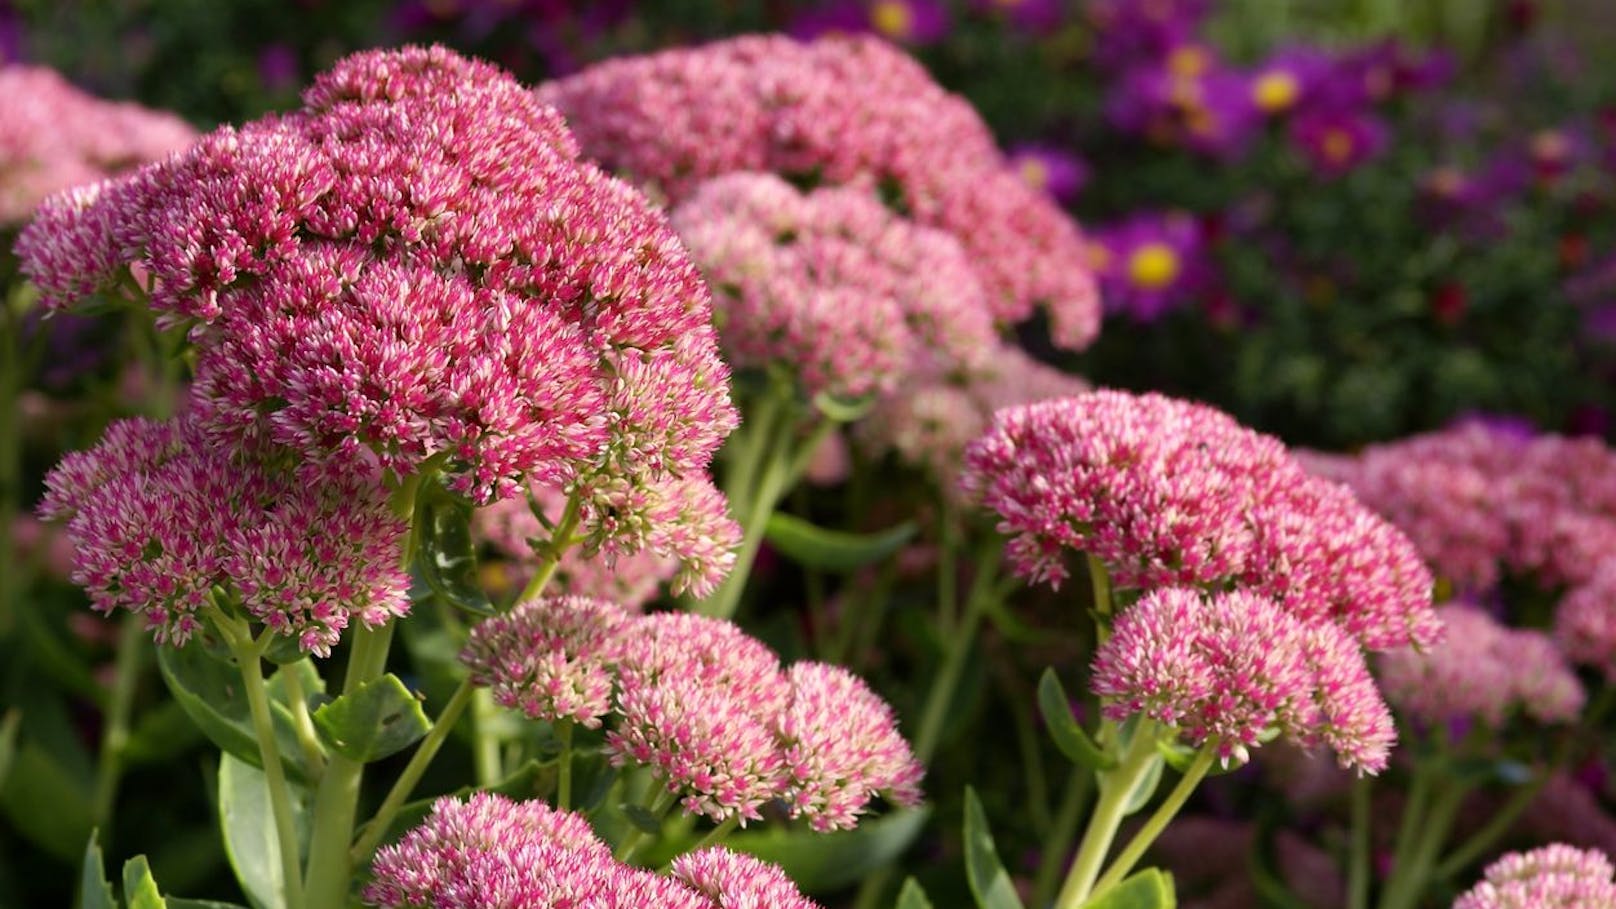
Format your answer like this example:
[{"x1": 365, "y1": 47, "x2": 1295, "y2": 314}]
[
  {"x1": 1377, "y1": 604, "x2": 1585, "y2": 728},
  {"x1": 539, "y1": 34, "x2": 1101, "y2": 349},
  {"x1": 960, "y1": 390, "x2": 1440, "y2": 652},
  {"x1": 365, "y1": 793, "x2": 822, "y2": 909},
  {"x1": 17, "y1": 46, "x2": 736, "y2": 509},
  {"x1": 461, "y1": 607, "x2": 923, "y2": 830},
  {"x1": 0, "y1": 65, "x2": 194, "y2": 224},
  {"x1": 38, "y1": 415, "x2": 409, "y2": 654},
  {"x1": 1092, "y1": 588, "x2": 1395, "y2": 771},
  {"x1": 669, "y1": 172, "x2": 997, "y2": 400},
  {"x1": 1452, "y1": 844, "x2": 1616, "y2": 909}
]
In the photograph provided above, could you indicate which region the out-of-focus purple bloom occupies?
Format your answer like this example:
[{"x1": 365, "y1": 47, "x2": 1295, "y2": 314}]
[
  {"x1": 1085, "y1": 0, "x2": 1211, "y2": 72},
  {"x1": 1288, "y1": 108, "x2": 1388, "y2": 177},
  {"x1": 1322, "y1": 40, "x2": 1454, "y2": 108},
  {"x1": 1089, "y1": 211, "x2": 1209, "y2": 322},
  {"x1": 1528, "y1": 126, "x2": 1593, "y2": 184},
  {"x1": 1006, "y1": 143, "x2": 1087, "y2": 203},
  {"x1": 790, "y1": 0, "x2": 950, "y2": 45},
  {"x1": 971, "y1": 0, "x2": 1065, "y2": 34},
  {"x1": 0, "y1": 3, "x2": 22, "y2": 63},
  {"x1": 256, "y1": 43, "x2": 299, "y2": 94},
  {"x1": 1248, "y1": 46, "x2": 1334, "y2": 116},
  {"x1": 1107, "y1": 51, "x2": 1261, "y2": 158}
]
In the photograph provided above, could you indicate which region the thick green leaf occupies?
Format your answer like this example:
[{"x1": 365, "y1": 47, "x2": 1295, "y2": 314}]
[
  {"x1": 963, "y1": 789, "x2": 1025, "y2": 909},
  {"x1": 155, "y1": 644, "x2": 317, "y2": 784},
  {"x1": 1037, "y1": 669, "x2": 1115, "y2": 771},
  {"x1": 312, "y1": 674, "x2": 429, "y2": 763},
  {"x1": 415, "y1": 488, "x2": 495, "y2": 616},
  {"x1": 121, "y1": 702, "x2": 206, "y2": 764},
  {"x1": 896, "y1": 878, "x2": 935, "y2": 909},
  {"x1": 123, "y1": 856, "x2": 167, "y2": 909},
  {"x1": 811, "y1": 390, "x2": 876, "y2": 423},
  {"x1": 1, "y1": 740, "x2": 95, "y2": 860},
  {"x1": 1081, "y1": 868, "x2": 1177, "y2": 909},
  {"x1": 620, "y1": 803, "x2": 664, "y2": 835},
  {"x1": 80, "y1": 831, "x2": 118, "y2": 909},
  {"x1": 763, "y1": 513, "x2": 916, "y2": 573},
  {"x1": 723, "y1": 807, "x2": 930, "y2": 893},
  {"x1": 1120, "y1": 755, "x2": 1165, "y2": 817},
  {"x1": 218, "y1": 754, "x2": 309, "y2": 909}
]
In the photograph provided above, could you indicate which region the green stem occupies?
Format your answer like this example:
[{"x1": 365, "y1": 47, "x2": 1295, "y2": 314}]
[
  {"x1": 213, "y1": 613, "x2": 305, "y2": 909},
  {"x1": 1432, "y1": 770, "x2": 1544, "y2": 881},
  {"x1": 302, "y1": 622, "x2": 395, "y2": 907},
  {"x1": 556, "y1": 719, "x2": 574, "y2": 811},
  {"x1": 1054, "y1": 723, "x2": 1163, "y2": 909},
  {"x1": 1388, "y1": 760, "x2": 1432, "y2": 891},
  {"x1": 1033, "y1": 767, "x2": 1095, "y2": 909},
  {"x1": 1091, "y1": 745, "x2": 1217, "y2": 897},
  {"x1": 1349, "y1": 776, "x2": 1372, "y2": 909},
  {"x1": 350, "y1": 677, "x2": 475, "y2": 864},
  {"x1": 699, "y1": 407, "x2": 799, "y2": 620},
  {"x1": 615, "y1": 786, "x2": 680, "y2": 865},
  {"x1": 517, "y1": 493, "x2": 582, "y2": 603},
  {"x1": 912, "y1": 546, "x2": 998, "y2": 763},
  {"x1": 278, "y1": 661, "x2": 326, "y2": 781},
  {"x1": 1379, "y1": 779, "x2": 1467, "y2": 909},
  {"x1": 686, "y1": 815, "x2": 739, "y2": 856},
  {"x1": 471, "y1": 688, "x2": 503, "y2": 787},
  {"x1": 91, "y1": 615, "x2": 147, "y2": 828}
]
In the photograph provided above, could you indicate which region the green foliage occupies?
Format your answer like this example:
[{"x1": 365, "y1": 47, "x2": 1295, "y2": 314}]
[
  {"x1": 962, "y1": 788, "x2": 1025, "y2": 909},
  {"x1": 413, "y1": 484, "x2": 496, "y2": 617},
  {"x1": 155, "y1": 644, "x2": 322, "y2": 784},
  {"x1": 763, "y1": 514, "x2": 918, "y2": 573},
  {"x1": 1037, "y1": 668, "x2": 1115, "y2": 772},
  {"x1": 311, "y1": 674, "x2": 430, "y2": 764},
  {"x1": 723, "y1": 807, "x2": 931, "y2": 893},
  {"x1": 1081, "y1": 869, "x2": 1177, "y2": 909},
  {"x1": 217, "y1": 754, "x2": 309, "y2": 909}
]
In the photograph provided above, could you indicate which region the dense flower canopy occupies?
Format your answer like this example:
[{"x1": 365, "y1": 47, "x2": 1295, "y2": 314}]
[
  {"x1": 539, "y1": 33, "x2": 1101, "y2": 349},
  {"x1": 0, "y1": 64, "x2": 195, "y2": 224},
  {"x1": 18, "y1": 45, "x2": 736, "y2": 507}
]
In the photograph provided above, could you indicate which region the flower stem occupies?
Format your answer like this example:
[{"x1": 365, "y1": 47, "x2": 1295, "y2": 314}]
[
  {"x1": 1349, "y1": 776, "x2": 1372, "y2": 909},
  {"x1": 518, "y1": 493, "x2": 582, "y2": 603},
  {"x1": 278, "y1": 661, "x2": 326, "y2": 781},
  {"x1": 350, "y1": 676, "x2": 475, "y2": 864},
  {"x1": 91, "y1": 614, "x2": 147, "y2": 829},
  {"x1": 615, "y1": 785, "x2": 680, "y2": 865},
  {"x1": 912, "y1": 546, "x2": 998, "y2": 763},
  {"x1": 1378, "y1": 778, "x2": 1468, "y2": 909},
  {"x1": 1090, "y1": 744, "x2": 1217, "y2": 896},
  {"x1": 555, "y1": 719, "x2": 574, "y2": 811},
  {"x1": 686, "y1": 815, "x2": 739, "y2": 856},
  {"x1": 1054, "y1": 721, "x2": 1164, "y2": 909},
  {"x1": 1033, "y1": 766, "x2": 1095, "y2": 908}
]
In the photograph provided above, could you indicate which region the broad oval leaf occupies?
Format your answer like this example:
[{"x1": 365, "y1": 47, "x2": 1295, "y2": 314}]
[
  {"x1": 722, "y1": 807, "x2": 930, "y2": 893},
  {"x1": 218, "y1": 754, "x2": 310, "y2": 909},
  {"x1": 896, "y1": 878, "x2": 935, "y2": 909},
  {"x1": 1037, "y1": 669, "x2": 1115, "y2": 771},
  {"x1": 123, "y1": 855, "x2": 167, "y2": 909},
  {"x1": 1082, "y1": 868, "x2": 1177, "y2": 909},
  {"x1": 311, "y1": 674, "x2": 430, "y2": 763},
  {"x1": 415, "y1": 487, "x2": 495, "y2": 616},
  {"x1": 763, "y1": 513, "x2": 916, "y2": 573},
  {"x1": 812, "y1": 390, "x2": 876, "y2": 423},
  {"x1": 155, "y1": 644, "x2": 318, "y2": 784},
  {"x1": 963, "y1": 788, "x2": 1025, "y2": 909},
  {"x1": 1120, "y1": 755, "x2": 1164, "y2": 817},
  {"x1": 79, "y1": 830, "x2": 118, "y2": 909}
]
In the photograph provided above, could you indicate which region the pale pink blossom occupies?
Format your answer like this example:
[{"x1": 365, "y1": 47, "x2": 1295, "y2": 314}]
[
  {"x1": 669, "y1": 848, "x2": 824, "y2": 908},
  {"x1": 462, "y1": 596, "x2": 632, "y2": 728},
  {"x1": 1452, "y1": 844, "x2": 1616, "y2": 909}
]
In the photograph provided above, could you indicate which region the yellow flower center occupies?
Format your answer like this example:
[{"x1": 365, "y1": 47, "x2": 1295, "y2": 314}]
[
  {"x1": 1018, "y1": 157, "x2": 1049, "y2": 188},
  {"x1": 1322, "y1": 128, "x2": 1355, "y2": 164},
  {"x1": 1252, "y1": 71, "x2": 1300, "y2": 113},
  {"x1": 1167, "y1": 44, "x2": 1211, "y2": 78},
  {"x1": 1127, "y1": 243, "x2": 1181, "y2": 290},
  {"x1": 871, "y1": 0, "x2": 915, "y2": 39}
]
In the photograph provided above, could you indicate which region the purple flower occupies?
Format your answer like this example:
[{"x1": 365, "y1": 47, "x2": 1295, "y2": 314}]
[
  {"x1": 1288, "y1": 108, "x2": 1389, "y2": 176},
  {"x1": 255, "y1": 43, "x2": 299, "y2": 94},
  {"x1": 1089, "y1": 211, "x2": 1208, "y2": 322},
  {"x1": 1248, "y1": 45, "x2": 1334, "y2": 116},
  {"x1": 1085, "y1": 0, "x2": 1211, "y2": 72},
  {"x1": 790, "y1": 0, "x2": 951, "y2": 45},
  {"x1": 1005, "y1": 143, "x2": 1088, "y2": 203},
  {"x1": 1107, "y1": 51, "x2": 1261, "y2": 158}
]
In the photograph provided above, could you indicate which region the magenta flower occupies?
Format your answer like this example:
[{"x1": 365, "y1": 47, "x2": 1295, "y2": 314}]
[
  {"x1": 1288, "y1": 107, "x2": 1389, "y2": 177},
  {"x1": 1006, "y1": 143, "x2": 1089, "y2": 204},
  {"x1": 1106, "y1": 49, "x2": 1262, "y2": 158},
  {"x1": 571, "y1": 471, "x2": 742, "y2": 600},
  {"x1": 791, "y1": 0, "x2": 950, "y2": 45},
  {"x1": 1558, "y1": 564, "x2": 1616, "y2": 682},
  {"x1": 539, "y1": 35, "x2": 1102, "y2": 350},
  {"x1": 1379, "y1": 604, "x2": 1584, "y2": 729},
  {"x1": 1084, "y1": 0, "x2": 1212, "y2": 73},
  {"x1": 0, "y1": 65, "x2": 194, "y2": 224},
  {"x1": 462, "y1": 596, "x2": 633, "y2": 728},
  {"x1": 1247, "y1": 46, "x2": 1334, "y2": 116},
  {"x1": 669, "y1": 848, "x2": 824, "y2": 908},
  {"x1": 777, "y1": 662, "x2": 925, "y2": 831},
  {"x1": 671, "y1": 172, "x2": 998, "y2": 399},
  {"x1": 1091, "y1": 587, "x2": 1394, "y2": 772},
  {"x1": 1453, "y1": 844, "x2": 1616, "y2": 909},
  {"x1": 18, "y1": 46, "x2": 736, "y2": 505},
  {"x1": 959, "y1": 391, "x2": 1440, "y2": 651},
  {"x1": 38, "y1": 414, "x2": 409, "y2": 655},
  {"x1": 1088, "y1": 211, "x2": 1210, "y2": 322}
]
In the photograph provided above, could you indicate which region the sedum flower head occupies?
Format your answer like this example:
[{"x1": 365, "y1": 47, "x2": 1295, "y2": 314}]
[
  {"x1": 1091, "y1": 587, "x2": 1394, "y2": 772},
  {"x1": 1379, "y1": 604, "x2": 1585, "y2": 728},
  {"x1": 461, "y1": 596, "x2": 632, "y2": 728},
  {"x1": 670, "y1": 172, "x2": 997, "y2": 400},
  {"x1": 1557, "y1": 563, "x2": 1616, "y2": 682},
  {"x1": 777, "y1": 662, "x2": 925, "y2": 831},
  {"x1": 669, "y1": 848, "x2": 824, "y2": 909},
  {"x1": 39, "y1": 414, "x2": 408, "y2": 655},
  {"x1": 1452, "y1": 844, "x2": 1616, "y2": 909},
  {"x1": 0, "y1": 64, "x2": 195, "y2": 224},
  {"x1": 18, "y1": 46, "x2": 735, "y2": 505},
  {"x1": 961, "y1": 390, "x2": 1439, "y2": 652},
  {"x1": 539, "y1": 34, "x2": 1100, "y2": 350}
]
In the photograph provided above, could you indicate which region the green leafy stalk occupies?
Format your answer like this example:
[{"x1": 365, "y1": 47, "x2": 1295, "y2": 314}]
[
  {"x1": 91, "y1": 615, "x2": 148, "y2": 828},
  {"x1": 1053, "y1": 722, "x2": 1164, "y2": 909},
  {"x1": 1032, "y1": 767, "x2": 1095, "y2": 908},
  {"x1": 1090, "y1": 743, "x2": 1218, "y2": 896},
  {"x1": 349, "y1": 677, "x2": 476, "y2": 864},
  {"x1": 555, "y1": 719, "x2": 574, "y2": 811},
  {"x1": 1349, "y1": 776, "x2": 1372, "y2": 909},
  {"x1": 1379, "y1": 777, "x2": 1468, "y2": 909},
  {"x1": 912, "y1": 546, "x2": 999, "y2": 763},
  {"x1": 615, "y1": 785, "x2": 680, "y2": 865}
]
